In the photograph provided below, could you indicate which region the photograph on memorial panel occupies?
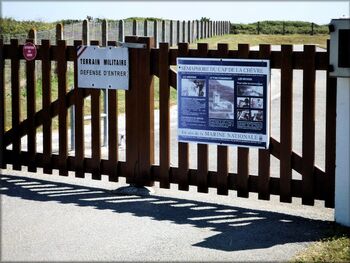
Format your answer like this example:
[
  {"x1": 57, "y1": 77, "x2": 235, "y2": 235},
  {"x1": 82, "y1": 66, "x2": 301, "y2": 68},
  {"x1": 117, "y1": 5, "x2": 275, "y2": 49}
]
[
  {"x1": 237, "y1": 109, "x2": 250, "y2": 121},
  {"x1": 237, "y1": 97, "x2": 251, "y2": 108},
  {"x1": 250, "y1": 97, "x2": 263, "y2": 109},
  {"x1": 237, "y1": 85, "x2": 263, "y2": 97},
  {"x1": 208, "y1": 79, "x2": 235, "y2": 119},
  {"x1": 250, "y1": 110, "x2": 264, "y2": 121},
  {"x1": 181, "y1": 78, "x2": 206, "y2": 97}
]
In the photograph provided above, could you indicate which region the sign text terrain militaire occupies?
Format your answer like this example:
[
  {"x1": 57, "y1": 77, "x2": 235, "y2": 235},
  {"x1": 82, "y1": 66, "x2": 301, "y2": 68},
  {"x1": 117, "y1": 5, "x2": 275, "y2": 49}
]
[{"x1": 77, "y1": 46, "x2": 129, "y2": 90}]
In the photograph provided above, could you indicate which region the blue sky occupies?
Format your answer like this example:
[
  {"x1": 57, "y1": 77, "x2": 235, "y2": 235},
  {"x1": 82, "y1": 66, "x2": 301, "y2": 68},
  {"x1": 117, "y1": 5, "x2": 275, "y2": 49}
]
[{"x1": 1, "y1": 1, "x2": 349, "y2": 24}]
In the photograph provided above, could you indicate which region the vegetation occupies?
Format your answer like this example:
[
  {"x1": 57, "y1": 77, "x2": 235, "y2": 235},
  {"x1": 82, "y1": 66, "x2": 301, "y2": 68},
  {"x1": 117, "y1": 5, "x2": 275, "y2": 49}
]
[
  {"x1": 231, "y1": 21, "x2": 329, "y2": 35},
  {"x1": 0, "y1": 17, "x2": 56, "y2": 35},
  {"x1": 194, "y1": 34, "x2": 329, "y2": 50},
  {"x1": 292, "y1": 224, "x2": 350, "y2": 262}
]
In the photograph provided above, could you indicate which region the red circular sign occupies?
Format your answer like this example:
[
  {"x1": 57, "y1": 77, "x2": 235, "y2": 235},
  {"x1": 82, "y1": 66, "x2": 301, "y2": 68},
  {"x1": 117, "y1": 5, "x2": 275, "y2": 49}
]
[{"x1": 23, "y1": 42, "x2": 37, "y2": 61}]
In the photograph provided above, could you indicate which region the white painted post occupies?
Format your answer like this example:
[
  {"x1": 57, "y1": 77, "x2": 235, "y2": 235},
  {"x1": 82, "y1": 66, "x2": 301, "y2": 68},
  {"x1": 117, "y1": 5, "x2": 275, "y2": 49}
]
[
  {"x1": 335, "y1": 77, "x2": 350, "y2": 227},
  {"x1": 329, "y1": 18, "x2": 350, "y2": 227}
]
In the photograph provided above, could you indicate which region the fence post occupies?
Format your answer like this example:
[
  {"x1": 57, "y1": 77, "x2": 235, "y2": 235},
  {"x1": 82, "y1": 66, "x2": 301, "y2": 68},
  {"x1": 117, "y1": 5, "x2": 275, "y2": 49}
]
[
  {"x1": 119, "y1": 20, "x2": 124, "y2": 42},
  {"x1": 182, "y1": 20, "x2": 186, "y2": 42},
  {"x1": 170, "y1": 20, "x2": 174, "y2": 46},
  {"x1": 311, "y1": 22, "x2": 314, "y2": 35},
  {"x1": 83, "y1": 20, "x2": 89, "y2": 45},
  {"x1": 209, "y1": 21, "x2": 212, "y2": 37},
  {"x1": 133, "y1": 19, "x2": 138, "y2": 36},
  {"x1": 257, "y1": 22, "x2": 260, "y2": 34},
  {"x1": 26, "y1": 29, "x2": 37, "y2": 172},
  {"x1": 144, "y1": 20, "x2": 148, "y2": 36},
  {"x1": 201, "y1": 20, "x2": 204, "y2": 39},
  {"x1": 282, "y1": 21, "x2": 285, "y2": 35},
  {"x1": 162, "y1": 20, "x2": 166, "y2": 42},
  {"x1": 176, "y1": 20, "x2": 180, "y2": 43},
  {"x1": 125, "y1": 36, "x2": 155, "y2": 186},
  {"x1": 330, "y1": 18, "x2": 350, "y2": 226},
  {"x1": 187, "y1": 20, "x2": 191, "y2": 43},
  {"x1": 153, "y1": 20, "x2": 158, "y2": 48}
]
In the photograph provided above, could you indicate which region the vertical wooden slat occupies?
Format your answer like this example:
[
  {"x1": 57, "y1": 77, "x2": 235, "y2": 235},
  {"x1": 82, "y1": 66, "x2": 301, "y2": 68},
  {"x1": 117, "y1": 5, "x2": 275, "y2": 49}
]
[
  {"x1": 11, "y1": 39, "x2": 21, "y2": 170},
  {"x1": 26, "y1": 38, "x2": 37, "y2": 172},
  {"x1": 216, "y1": 43, "x2": 229, "y2": 195},
  {"x1": 178, "y1": 42, "x2": 189, "y2": 191},
  {"x1": 90, "y1": 40, "x2": 101, "y2": 180},
  {"x1": 159, "y1": 42, "x2": 170, "y2": 188},
  {"x1": 280, "y1": 45, "x2": 293, "y2": 203},
  {"x1": 125, "y1": 36, "x2": 155, "y2": 186},
  {"x1": 302, "y1": 45, "x2": 316, "y2": 205},
  {"x1": 258, "y1": 44, "x2": 272, "y2": 200},
  {"x1": 125, "y1": 36, "x2": 139, "y2": 184},
  {"x1": 108, "y1": 84, "x2": 118, "y2": 182},
  {"x1": 197, "y1": 43, "x2": 209, "y2": 193},
  {"x1": 137, "y1": 37, "x2": 155, "y2": 186},
  {"x1": 41, "y1": 40, "x2": 52, "y2": 174},
  {"x1": 107, "y1": 40, "x2": 118, "y2": 182},
  {"x1": 74, "y1": 40, "x2": 85, "y2": 178},
  {"x1": 0, "y1": 39, "x2": 5, "y2": 169},
  {"x1": 237, "y1": 43, "x2": 250, "y2": 198},
  {"x1": 325, "y1": 40, "x2": 336, "y2": 208},
  {"x1": 57, "y1": 40, "x2": 68, "y2": 176}
]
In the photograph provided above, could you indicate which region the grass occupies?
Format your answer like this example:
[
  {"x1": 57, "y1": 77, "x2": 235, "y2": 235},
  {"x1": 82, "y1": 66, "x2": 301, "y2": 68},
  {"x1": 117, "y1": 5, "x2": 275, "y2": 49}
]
[
  {"x1": 292, "y1": 224, "x2": 350, "y2": 263},
  {"x1": 4, "y1": 33, "x2": 328, "y2": 131},
  {"x1": 192, "y1": 33, "x2": 329, "y2": 49}
]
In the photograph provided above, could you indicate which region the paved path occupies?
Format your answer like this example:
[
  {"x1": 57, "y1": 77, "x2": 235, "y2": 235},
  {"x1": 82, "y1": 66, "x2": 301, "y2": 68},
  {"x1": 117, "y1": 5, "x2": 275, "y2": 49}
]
[{"x1": 1, "y1": 167, "x2": 333, "y2": 262}]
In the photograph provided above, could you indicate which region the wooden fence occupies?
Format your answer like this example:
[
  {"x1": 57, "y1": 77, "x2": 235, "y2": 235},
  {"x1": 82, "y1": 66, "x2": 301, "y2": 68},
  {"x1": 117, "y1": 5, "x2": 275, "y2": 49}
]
[
  {"x1": 0, "y1": 36, "x2": 336, "y2": 208},
  {"x1": 1, "y1": 19, "x2": 231, "y2": 46}
]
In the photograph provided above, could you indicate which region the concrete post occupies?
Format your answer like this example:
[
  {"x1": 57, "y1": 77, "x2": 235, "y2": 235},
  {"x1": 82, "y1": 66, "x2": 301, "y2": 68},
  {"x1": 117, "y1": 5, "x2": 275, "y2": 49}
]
[
  {"x1": 119, "y1": 20, "x2": 124, "y2": 42},
  {"x1": 329, "y1": 18, "x2": 350, "y2": 227},
  {"x1": 153, "y1": 20, "x2": 158, "y2": 48},
  {"x1": 132, "y1": 19, "x2": 138, "y2": 36},
  {"x1": 177, "y1": 20, "x2": 180, "y2": 44},
  {"x1": 162, "y1": 20, "x2": 166, "y2": 42},
  {"x1": 144, "y1": 20, "x2": 148, "y2": 36},
  {"x1": 170, "y1": 20, "x2": 174, "y2": 46},
  {"x1": 335, "y1": 78, "x2": 350, "y2": 226},
  {"x1": 182, "y1": 21, "x2": 186, "y2": 42},
  {"x1": 187, "y1": 20, "x2": 191, "y2": 43}
]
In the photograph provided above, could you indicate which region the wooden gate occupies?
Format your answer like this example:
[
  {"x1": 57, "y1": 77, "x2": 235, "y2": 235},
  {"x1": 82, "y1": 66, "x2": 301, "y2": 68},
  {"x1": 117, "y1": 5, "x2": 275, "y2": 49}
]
[{"x1": 0, "y1": 36, "x2": 336, "y2": 207}]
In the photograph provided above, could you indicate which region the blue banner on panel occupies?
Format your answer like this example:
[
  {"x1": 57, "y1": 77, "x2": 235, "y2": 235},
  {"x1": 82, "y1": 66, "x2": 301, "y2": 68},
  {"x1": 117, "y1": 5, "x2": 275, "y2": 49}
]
[{"x1": 177, "y1": 58, "x2": 270, "y2": 149}]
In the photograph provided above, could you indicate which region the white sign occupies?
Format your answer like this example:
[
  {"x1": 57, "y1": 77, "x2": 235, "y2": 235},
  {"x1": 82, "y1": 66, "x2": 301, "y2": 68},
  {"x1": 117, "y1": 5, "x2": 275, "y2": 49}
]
[{"x1": 77, "y1": 46, "x2": 129, "y2": 90}]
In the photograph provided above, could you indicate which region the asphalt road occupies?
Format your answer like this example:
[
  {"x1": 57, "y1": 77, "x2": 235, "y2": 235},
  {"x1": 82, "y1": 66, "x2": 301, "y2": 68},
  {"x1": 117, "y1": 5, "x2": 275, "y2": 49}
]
[{"x1": 1, "y1": 168, "x2": 333, "y2": 262}]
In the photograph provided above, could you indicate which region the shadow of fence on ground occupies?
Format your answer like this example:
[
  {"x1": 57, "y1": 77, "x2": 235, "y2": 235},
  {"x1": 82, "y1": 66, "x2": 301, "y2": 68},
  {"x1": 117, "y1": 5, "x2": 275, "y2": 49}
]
[{"x1": 0, "y1": 174, "x2": 332, "y2": 252}]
